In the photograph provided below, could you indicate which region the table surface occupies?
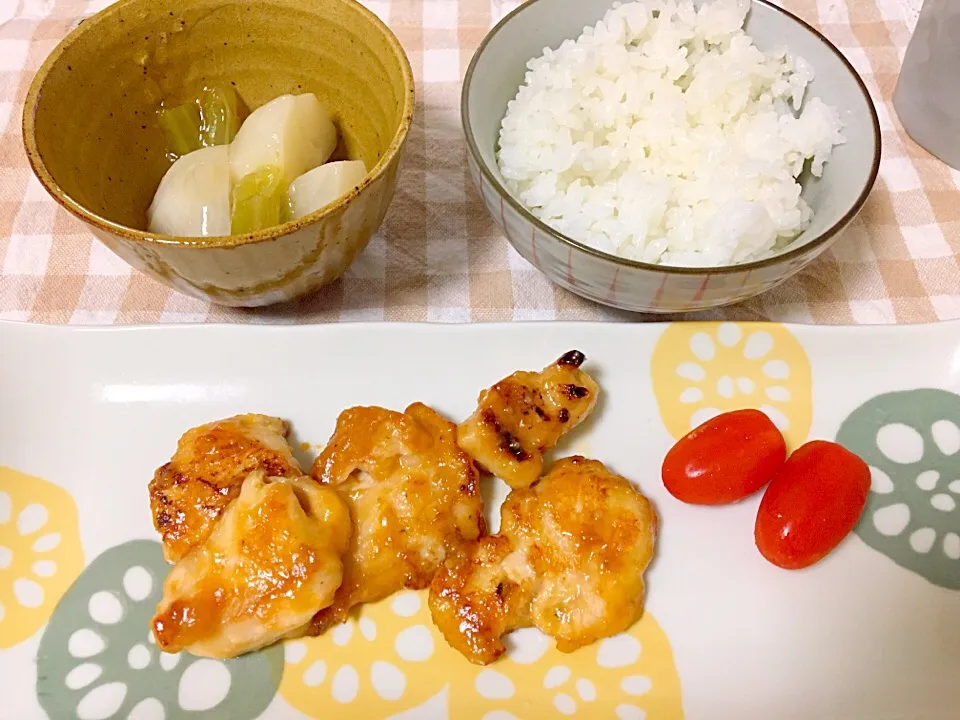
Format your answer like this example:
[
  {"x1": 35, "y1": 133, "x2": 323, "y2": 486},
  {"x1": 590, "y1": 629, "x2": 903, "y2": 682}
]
[{"x1": 2, "y1": 0, "x2": 956, "y2": 325}]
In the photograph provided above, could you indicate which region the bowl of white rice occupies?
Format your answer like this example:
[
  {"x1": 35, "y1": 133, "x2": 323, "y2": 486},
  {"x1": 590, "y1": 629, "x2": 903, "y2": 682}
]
[{"x1": 462, "y1": 0, "x2": 880, "y2": 312}]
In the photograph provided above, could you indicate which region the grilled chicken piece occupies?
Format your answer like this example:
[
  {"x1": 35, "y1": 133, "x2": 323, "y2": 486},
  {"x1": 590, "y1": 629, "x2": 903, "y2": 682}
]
[
  {"x1": 429, "y1": 456, "x2": 657, "y2": 665},
  {"x1": 152, "y1": 471, "x2": 351, "y2": 658},
  {"x1": 308, "y1": 402, "x2": 484, "y2": 633},
  {"x1": 457, "y1": 351, "x2": 599, "y2": 489},
  {"x1": 150, "y1": 414, "x2": 302, "y2": 563}
]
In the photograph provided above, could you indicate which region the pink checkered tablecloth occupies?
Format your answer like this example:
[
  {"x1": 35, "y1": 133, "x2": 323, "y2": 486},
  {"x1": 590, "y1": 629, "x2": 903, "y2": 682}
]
[{"x1": 1, "y1": 0, "x2": 957, "y2": 324}]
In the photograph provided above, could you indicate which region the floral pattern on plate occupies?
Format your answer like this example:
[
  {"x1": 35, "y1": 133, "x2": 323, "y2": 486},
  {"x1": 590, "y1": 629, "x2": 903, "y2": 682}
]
[
  {"x1": 651, "y1": 322, "x2": 812, "y2": 450},
  {"x1": 445, "y1": 611, "x2": 683, "y2": 719},
  {"x1": 836, "y1": 389, "x2": 960, "y2": 589},
  {"x1": 0, "y1": 467, "x2": 84, "y2": 649},
  {"x1": 36, "y1": 539, "x2": 284, "y2": 719},
  {"x1": 281, "y1": 589, "x2": 461, "y2": 717},
  {"x1": 281, "y1": 589, "x2": 683, "y2": 719}
]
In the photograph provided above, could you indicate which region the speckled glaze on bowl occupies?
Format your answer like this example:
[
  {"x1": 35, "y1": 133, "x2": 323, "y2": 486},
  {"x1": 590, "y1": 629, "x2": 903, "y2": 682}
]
[
  {"x1": 23, "y1": 0, "x2": 414, "y2": 307},
  {"x1": 463, "y1": 0, "x2": 880, "y2": 313}
]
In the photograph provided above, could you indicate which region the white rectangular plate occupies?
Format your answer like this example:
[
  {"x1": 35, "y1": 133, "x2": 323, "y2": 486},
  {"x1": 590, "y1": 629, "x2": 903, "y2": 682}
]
[{"x1": 1, "y1": 320, "x2": 959, "y2": 720}]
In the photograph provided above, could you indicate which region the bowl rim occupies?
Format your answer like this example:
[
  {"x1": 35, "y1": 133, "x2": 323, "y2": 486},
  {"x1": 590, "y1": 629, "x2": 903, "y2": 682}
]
[
  {"x1": 21, "y1": 0, "x2": 416, "y2": 249},
  {"x1": 461, "y1": 0, "x2": 882, "y2": 276}
]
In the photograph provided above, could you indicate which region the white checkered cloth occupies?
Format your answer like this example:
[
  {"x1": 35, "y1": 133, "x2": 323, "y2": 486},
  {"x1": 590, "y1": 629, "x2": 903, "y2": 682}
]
[{"x1": 1, "y1": 0, "x2": 958, "y2": 324}]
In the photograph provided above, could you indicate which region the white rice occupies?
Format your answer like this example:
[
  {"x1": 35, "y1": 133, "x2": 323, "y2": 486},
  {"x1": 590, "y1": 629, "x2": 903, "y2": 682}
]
[{"x1": 496, "y1": 0, "x2": 845, "y2": 267}]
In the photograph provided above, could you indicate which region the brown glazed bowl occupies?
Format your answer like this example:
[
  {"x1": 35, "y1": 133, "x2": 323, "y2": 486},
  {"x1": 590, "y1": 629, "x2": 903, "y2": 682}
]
[{"x1": 23, "y1": 0, "x2": 414, "y2": 307}]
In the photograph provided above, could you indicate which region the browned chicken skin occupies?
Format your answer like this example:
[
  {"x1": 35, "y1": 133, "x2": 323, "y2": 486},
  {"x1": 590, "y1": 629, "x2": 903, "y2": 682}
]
[
  {"x1": 457, "y1": 351, "x2": 599, "y2": 489},
  {"x1": 429, "y1": 456, "x2": 657, "y2": 665},
  {"x1": 308, "y1": 403, "x2": 485, "y2": 634},
  {"x1": 149, "y1": 414, "x2": 302, "y2": 563},
  {"x1": 152, "y1": 470, "x2": 351, "y2": 658}
]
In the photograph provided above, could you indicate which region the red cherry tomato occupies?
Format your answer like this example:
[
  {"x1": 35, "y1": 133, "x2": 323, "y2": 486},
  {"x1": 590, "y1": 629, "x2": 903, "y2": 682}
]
[
  {"x1": 755, "y1": 440, "x2": 870, "y2": 570},
  {"x1": 662, "y1": 409, "x2": 787, "y2": 505}
]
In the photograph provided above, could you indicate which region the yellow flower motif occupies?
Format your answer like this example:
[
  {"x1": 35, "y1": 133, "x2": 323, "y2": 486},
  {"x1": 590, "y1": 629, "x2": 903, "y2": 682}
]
[
  {"x1": 651, "y1": 322, "x2": 812, "y2": 450},
  {"x1": 0, "y1": 467, "x2": 84, "y2": 648},
  {"x1": 279, "y1": 589, "x2": 459, "y2": 717},
  {"x1": 446, "y1": 612, "x2": 683, "y2": 719},
  {"x1": 280, "y1": 589, "x2": 682, "y2": 718}
]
